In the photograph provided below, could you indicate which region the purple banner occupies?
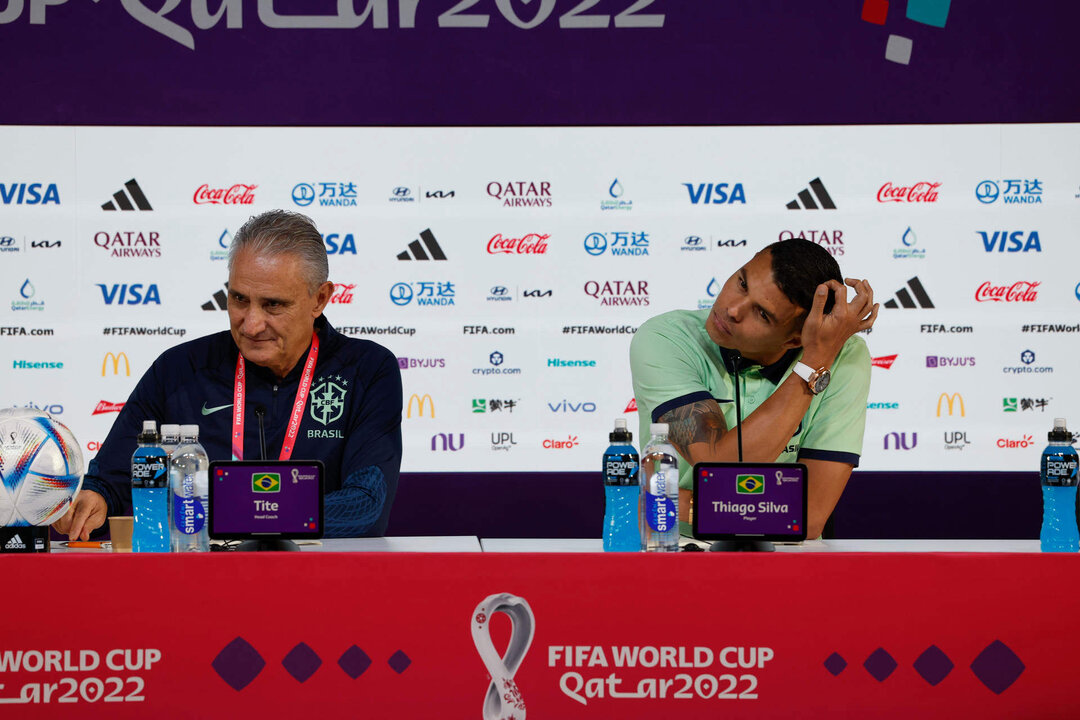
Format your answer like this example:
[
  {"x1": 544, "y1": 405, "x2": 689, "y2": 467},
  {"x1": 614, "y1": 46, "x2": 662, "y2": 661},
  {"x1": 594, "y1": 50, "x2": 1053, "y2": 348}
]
[{"x1": 1, "y1": 1, "x2": 1077, "y2": 126}]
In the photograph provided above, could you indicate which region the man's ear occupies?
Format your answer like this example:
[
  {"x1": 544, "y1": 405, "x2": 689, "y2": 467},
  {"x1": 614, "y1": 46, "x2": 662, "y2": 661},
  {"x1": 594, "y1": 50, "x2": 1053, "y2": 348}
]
[
  {"x1": 782, "y1": 312, "x2": 808, "y2": 349},
  {"x1": 312, "y1": 281, "x2": 334, "y2": 316}
]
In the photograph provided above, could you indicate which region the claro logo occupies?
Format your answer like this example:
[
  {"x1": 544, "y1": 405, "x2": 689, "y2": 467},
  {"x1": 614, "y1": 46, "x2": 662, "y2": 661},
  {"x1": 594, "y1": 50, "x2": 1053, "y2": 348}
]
[{"x1": 406, "y1": 394, "x2": 434, "y2": 418}]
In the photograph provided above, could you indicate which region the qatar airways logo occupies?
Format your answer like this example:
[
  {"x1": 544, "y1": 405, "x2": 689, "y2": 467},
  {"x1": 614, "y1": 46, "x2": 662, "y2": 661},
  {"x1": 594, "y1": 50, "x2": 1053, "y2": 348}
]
[
  {"x1": 877, "y1": 182, "x2": 941, "y2": 203},
  {"x1": 975, "y1": 281, "x2": 1039, "y2": 303},
  {"x1": 486, "y1": 233, "x2": 550, "y2": 255},
  {"x1": 486, "y1": 181, "x2": 552, "y2": 208},
  {"x1": 193, "y1": 184, "x2": 257, "y2": 205}
]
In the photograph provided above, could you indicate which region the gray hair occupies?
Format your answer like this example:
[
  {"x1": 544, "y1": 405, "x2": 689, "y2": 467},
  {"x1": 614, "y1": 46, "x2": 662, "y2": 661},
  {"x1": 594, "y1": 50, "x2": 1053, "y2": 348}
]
[{"x1": 228, "y1": 210, "x2": 328, "y2": 293}]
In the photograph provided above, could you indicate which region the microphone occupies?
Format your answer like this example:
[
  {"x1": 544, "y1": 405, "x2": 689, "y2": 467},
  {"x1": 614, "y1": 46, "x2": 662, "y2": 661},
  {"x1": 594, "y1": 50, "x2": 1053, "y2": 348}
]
[
  {"x1": 254, "y1": 405, "x2": 268, "y2": 460},
  {"x1": 730, "y1": 351, "x2": 744, "y2": 462}
]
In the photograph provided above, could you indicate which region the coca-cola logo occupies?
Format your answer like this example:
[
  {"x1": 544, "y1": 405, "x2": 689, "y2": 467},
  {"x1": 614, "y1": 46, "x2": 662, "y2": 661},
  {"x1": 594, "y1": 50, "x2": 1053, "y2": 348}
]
[
  {"x1": 877, "y1": 182, "x2": 941, "y2": 203},
  {"x1": 329, "y1": 283, "x2": 355, "y2": 304},
  {"x1": 194, "y1": 184, "x2": 257, "y2": 205},
  {"x1": 486, "y1": 233, "x2": 550, "y2": 255},
  {"x1": 975, "y1": 281, "x2": 1040, "y2": 303}
]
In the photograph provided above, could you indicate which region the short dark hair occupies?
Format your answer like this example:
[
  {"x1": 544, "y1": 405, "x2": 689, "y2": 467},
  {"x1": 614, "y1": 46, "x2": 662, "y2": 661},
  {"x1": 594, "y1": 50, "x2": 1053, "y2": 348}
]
[{"x1": 763, "y1": 238, "x2": 843, "y2": 316}]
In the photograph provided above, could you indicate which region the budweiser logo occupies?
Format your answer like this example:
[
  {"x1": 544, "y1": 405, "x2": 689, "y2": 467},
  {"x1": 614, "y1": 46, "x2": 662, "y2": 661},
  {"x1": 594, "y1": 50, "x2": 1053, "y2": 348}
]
[
  {"x1": 871, "y1": 354, "x2": 898, "y2": 369},
  {"x1": 193, "y1": 184, "x2": 257, "y2": 205},
  {"x1": 329, "y1": 283, "x2": 355, "y2": 304},
  {"x1": 93, "y1": 401, "x2": 125, "y2": 415},
  {"x1": 877, "y1": 182, "x2": 941, "y2": 203},
  {"x1": 976, "y1": 281, "x2": 1040, "y2": 303},
  {"x1": 486, "y1": 233, "x2": 550, "y2": 255}
]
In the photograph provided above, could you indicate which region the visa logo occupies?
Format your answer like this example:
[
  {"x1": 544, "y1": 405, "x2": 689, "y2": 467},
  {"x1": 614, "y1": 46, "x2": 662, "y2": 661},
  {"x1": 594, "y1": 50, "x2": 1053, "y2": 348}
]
[
  {"x1": 0, "y1": 183, "x2": 60, "y2": 205},
  {"x1": 979, "y1": 231, "x2": 1041, "y2": 252},
  {"x1": 683, "y1": 183, "x2": 746, "y2": 205},
  {"x1": 96, "y1": 283, "x2": 161, "y2": 305},
  {"x1": 323, "y1": 233, "x2": 357, "y2": 255}
]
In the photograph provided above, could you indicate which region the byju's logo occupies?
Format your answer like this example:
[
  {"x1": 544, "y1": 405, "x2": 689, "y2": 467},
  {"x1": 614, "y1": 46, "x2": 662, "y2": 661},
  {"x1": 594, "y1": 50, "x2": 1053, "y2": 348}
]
[
  {"x1": 883, "y1": 432, "x2": 917, "y2": 450},
  {"x1": 785, "y1": 178, "x2": 835, "y2": 209},
  {"x1": 883, "y1": 277, "x2": 934, "y2": 309},
  {"x1": 389, "y1": 281, "x2": 455, "y2": 307},
  {"x1": 486, "y1": 181, "x2": 552, "y2": 208},
  {"x1": 487, "y1": 233, "x2": 549, "y2": 255},
  {"x1": 877, "y1": 181, "x2": 941, "y2": 203},
  {"x1": 779, "y1": 229, "x2": 843, "y2": 256},
  {"x1": 93, "y1": 231, "x2": 161, "y2": 258},
  {"x1": 98, "y1": 283, "x2": 161, "y2": 305},
  {"x1": 925, "y1": 355, "x2": 975, "y2": 368},
  {"x1": 397, "y1": 357, "x2": 446, "y2": 370},
  {"x1": 894, "y1": 227, "x2": 925, "y2": 260},
  {"x1": 975, "y1": 281, "x2": 1039, "y2": 303},
  {"x1": 292, "y1": 181, "x2": 357, "y2": 208},
  {"x1": 683, "y1": 183, "x2": 746, "y2": 205},
  {"x1": 975, "y1": 179, "x2": 1042, "y2": 205},
  {"x1": 978, "y1": 231, "x2": 1041, "y2": 253},
  {"x1": 0, "y1": 182, "x2": 60, "y2": 205},
  {"x1": 101, "y1": 179, "x2": 152, "y2": 211},
  {"x1": 583, "y1": 231, "x2": 649, "y2": 257},
  {"x1": 397, "y1": 229, "x2": 446, "y2": 260},
  {"x1": 601, "y1": 179, "x2": 632, "y2": 212},
  {"x1": 583, "y1": 280, "x2": 649, "y2": 307},
  {"x1": 323, "y1": 233, "x2": 358, "y2": 255}
]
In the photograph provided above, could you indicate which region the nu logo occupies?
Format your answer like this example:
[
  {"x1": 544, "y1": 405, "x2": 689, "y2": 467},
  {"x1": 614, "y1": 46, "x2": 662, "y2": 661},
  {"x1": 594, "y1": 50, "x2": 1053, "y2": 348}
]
[
  {"x1": 884, "y1": 277, "x2": 935, "y2": 309},
  {"x1": 936, "y1": 393, "x2": 965, "y2": 417},
  {"x1": 786, "y1": 177, "x2": 836, "y2": 210},
  {"x1": 101, "y1": 178, "x2": 153, "y2": 211},
  {"x1": 102, "y1": 352, "x2": 130, "y2": 377},
  {"x1": 883, "y1": 432, "x2": 918, "y2": 450},
  {"x1": 431, "y1": 433, "x2": 464, "y2": 451},
  {"x1": 396, "y1": 229, "x2": 446, "y2": 261},
  {"x1": 406, "y1": 394, "x2": 434, "y2": 418}
]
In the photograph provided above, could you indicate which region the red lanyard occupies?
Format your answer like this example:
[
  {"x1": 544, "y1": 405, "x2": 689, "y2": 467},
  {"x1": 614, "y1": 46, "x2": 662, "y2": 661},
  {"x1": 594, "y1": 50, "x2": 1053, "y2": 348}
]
[{"x1": 231, "y1": 332, "x2": 320, "y2": 461}]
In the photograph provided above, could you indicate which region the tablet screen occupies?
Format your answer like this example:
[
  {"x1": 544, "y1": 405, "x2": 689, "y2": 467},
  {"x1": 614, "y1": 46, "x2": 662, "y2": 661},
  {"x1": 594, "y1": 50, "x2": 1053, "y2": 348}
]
[
  {"x1": 692, "y1": 463, "x2": 807, "y2": 541},
  {"x1": 209, "y1": 460, "x2": 324, "y2": 539}
]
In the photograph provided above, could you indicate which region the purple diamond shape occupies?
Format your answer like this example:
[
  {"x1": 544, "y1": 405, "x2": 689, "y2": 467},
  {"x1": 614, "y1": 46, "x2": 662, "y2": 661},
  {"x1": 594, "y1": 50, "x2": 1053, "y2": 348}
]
[
  {"x1": 914, "y1": 645, "x2": 954, "y2": 686},
  {"x1": 282, "y1": 642, "x2": 322, "y2": 683},
  {"x1": 387, "y1": 650, "x2": 412, "y2": 674},
  {"x1": 970, "y1": 640, "x2": 1025, "y2": 694},
  {"x1": 212, "y1": 637, "x2": 265, "y2": 692},
  {"x1": 338, "y1": 645, "x2": 372, "y2": 679},
  {"x1": 863, "y1": 648, "x2": 897, "y2": 682},
  {"x1": 824, "y1": 652, "x2": 847, "y2": 676}
]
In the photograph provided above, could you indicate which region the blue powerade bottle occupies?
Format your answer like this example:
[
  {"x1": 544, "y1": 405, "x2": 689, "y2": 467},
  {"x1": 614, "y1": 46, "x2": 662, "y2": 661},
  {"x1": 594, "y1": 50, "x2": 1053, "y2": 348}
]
[
  {"x1": 131, "y1": 420, "x2": 170, "y2": 552},
  {"x1": 603, "y1": 419, "x2": 640, "y2": 552},
  {"x1": 1040, "y1": 418, "x2": 1079, "y2": 553}
]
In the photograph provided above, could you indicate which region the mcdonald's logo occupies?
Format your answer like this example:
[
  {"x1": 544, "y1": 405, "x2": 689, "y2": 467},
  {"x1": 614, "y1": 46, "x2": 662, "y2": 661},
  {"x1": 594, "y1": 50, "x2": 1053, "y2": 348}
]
[
  {"x1": 406, "y1": 394, "x2": 434, "y2": 418},
  {"x1": 936, "y1": 393, "x2": 965, "y2": 417},
  {"x1": 102, "y1": 352, "x2": 130, "y2": 377}
]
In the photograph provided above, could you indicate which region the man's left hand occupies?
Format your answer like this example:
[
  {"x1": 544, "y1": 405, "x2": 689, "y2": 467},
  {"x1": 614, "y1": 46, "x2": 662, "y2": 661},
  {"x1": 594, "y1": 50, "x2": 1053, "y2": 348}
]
[{"x1": 800, "y1": 277, "x2": 878, "y2": 368}]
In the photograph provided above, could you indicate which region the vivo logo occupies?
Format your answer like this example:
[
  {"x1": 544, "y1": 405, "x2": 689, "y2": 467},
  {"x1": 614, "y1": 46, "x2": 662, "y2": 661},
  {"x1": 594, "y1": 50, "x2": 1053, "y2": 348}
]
[{"x1": 548, "y1": 400, "x2": 597, "y2": 413}]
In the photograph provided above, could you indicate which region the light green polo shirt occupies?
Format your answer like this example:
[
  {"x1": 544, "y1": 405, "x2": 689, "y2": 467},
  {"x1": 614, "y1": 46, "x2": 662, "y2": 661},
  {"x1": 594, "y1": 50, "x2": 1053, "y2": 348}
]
[{"x1": 629, "y1": 308, "x2": 870, "y2": 492}]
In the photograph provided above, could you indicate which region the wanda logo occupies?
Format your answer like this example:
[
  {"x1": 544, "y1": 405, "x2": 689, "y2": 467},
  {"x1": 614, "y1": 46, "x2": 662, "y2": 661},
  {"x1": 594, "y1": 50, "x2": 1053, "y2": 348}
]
[
  {"x1": 329, "y1": 283, "x2": 355, "y2": 304},
  {"x1": 194, "y1": 184, "x2": 257, "y2": 205},
  {"x1": 877, "y1": 182, "x2": 941, "y2": 203},
  {"x1": 975, "y1": 281, "x2": 1040, "y2": 303},
  {"x1": 486, "y1": 233, "x2": 550, "y2": 255}
]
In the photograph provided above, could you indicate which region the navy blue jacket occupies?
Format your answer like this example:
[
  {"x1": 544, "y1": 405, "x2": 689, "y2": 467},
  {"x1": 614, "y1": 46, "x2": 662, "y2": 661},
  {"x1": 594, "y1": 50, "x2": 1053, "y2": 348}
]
[{"x1": 82, "y1": 316, "x2": 402, "y2": 536}]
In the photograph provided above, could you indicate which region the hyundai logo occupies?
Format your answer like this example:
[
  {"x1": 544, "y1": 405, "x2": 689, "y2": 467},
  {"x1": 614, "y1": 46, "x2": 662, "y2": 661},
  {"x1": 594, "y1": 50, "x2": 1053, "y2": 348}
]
[
  {"x1": 393, "y1": 187, "x2": 411, "y2": 197},
  {"x1": 583, "y1": 232, "x2": 608, "y2": 256},
  {"x1": 389, "y1": 283, "x2": 414, "y2": 306},
  {"x1": 975, "y1": 180, "x2": 999, "y2": 204},
  {"x1": 490, "y1": 286, "x2": 508, "y2": 296},
  {"x1": 684, "y1": 235, "x2": 703, "y2": 247},
  {"x1": 489, "y1": 351, "x2": 504, "y2": 366},
  {"x1": 292, "y1": 183, "x2": 316, "y2": 207}
]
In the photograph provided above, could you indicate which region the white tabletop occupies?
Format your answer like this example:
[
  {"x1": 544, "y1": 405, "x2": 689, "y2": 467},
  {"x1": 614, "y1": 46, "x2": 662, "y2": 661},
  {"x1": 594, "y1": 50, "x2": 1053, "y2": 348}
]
[
  {"x1": 479, "y1": 538, "x2": 1044, "y2": 553},
  {"x1": 50, "y1": 536, "x2": 483, "y2": 554}
]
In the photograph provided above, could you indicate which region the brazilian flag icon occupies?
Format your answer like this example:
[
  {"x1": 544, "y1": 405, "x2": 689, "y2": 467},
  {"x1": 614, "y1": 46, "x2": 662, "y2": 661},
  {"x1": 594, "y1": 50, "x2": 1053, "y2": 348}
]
[
  {"x1": 736, "y1": 474, "x2": 765, "y2": 494},
  {"x1": 253, "y1": 473, "x2": 281, "y2": 493}
]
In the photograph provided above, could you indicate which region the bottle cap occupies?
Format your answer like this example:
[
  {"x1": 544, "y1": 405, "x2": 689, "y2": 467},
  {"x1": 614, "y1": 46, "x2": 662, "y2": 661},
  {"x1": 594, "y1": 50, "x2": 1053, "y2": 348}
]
[
  {"x1": 609, "y1": 418, "x2": 632, "y2": 443},
  {"x1": 161, "y1": 424, "x2": 180, "y2": 437},
  {"x1": 650, "y1": 422, "x2": 669, "y2": 436},
  {"x1": 141, "y1": 420, "x2": 157, "y2": 433},
  {"x1": 1049, "y1": 418, "x2": 1073, "y2": 442},
  {"x1": 179, "y1": 424, "x2": 200, "y2": 440},
  {"x1": 137, "y1": 420, "x2": 159, "y2": 443}
]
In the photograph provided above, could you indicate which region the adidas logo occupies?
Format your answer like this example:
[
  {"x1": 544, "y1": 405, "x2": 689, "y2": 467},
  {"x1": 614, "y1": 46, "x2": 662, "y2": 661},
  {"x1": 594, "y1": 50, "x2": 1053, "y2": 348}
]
[
  {"x1": 4, "y1": 534, "x2": 25, "y2": 550},
  {"x1": 884, "y1": 277, "x2": 935, "y2": 309},
  {"x1": 202, "y1": 284, "x2": 228, "y2": 311},
  {"x1": 396, "y1": 229, "x2": 446, "y2": 260},
  {"x1": 102, "y1": 178, "x2": 153, "y2": 211},
  {"x1": 785, "y1": 177, "x2": 836, "y2": 210}
]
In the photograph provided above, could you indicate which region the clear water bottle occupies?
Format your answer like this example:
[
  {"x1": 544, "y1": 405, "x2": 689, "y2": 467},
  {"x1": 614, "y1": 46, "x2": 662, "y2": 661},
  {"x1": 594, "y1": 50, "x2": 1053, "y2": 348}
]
[
  {"x1": 170, "y1": 424, "x2": 210, "y2": 552},
  {"x1": 603, "y1": 418, "x2": 640, "y2": 552},
  {"x1": 640, "y1": 423, "x2": 679, "y2": 552},
  {"x1": 1040, "y1": 418, "x2": 1079, "y2": 553},
  {"x1": 160, "y1": 424, "x2": 181, "y2": 458},
  {"x1": 131, "y1": 420, "x2": 169, "y2": 553}
]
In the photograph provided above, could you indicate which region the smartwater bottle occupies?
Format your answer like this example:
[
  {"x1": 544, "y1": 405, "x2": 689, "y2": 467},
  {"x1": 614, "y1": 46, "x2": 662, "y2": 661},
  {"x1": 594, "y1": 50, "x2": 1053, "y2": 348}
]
[
  {"x1": 160, "y1": 424, "x2": 181, "y2": 458},
  {"x1": 1040, "y1": 418, "x2": 1079, "y2": 553},
  {"x1": 169, "y1": 424, "x2": 210, "y2": 552},
  {"x1": 640, "y1": 423, "x2": 679, "y2": 552},
  {"x1": 131, "y1": 420, "x2": 169, "y2": 552},
  {"x1": 603, "y1": 419, "x2": 640, "y2": 552}
]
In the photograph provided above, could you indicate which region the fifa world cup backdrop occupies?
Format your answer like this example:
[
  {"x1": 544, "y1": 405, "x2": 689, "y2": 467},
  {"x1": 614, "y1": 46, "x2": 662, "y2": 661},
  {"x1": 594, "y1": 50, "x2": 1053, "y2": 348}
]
[{"x1": 1, "y1": 3, "x2": 1079, "y2": 480}]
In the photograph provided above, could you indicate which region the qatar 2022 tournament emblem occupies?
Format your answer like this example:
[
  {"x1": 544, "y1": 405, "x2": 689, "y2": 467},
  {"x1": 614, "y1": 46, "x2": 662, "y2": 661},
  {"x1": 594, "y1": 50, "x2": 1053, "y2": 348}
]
[
  {"x1": 472, "y1": 593, "x2": 534, "y2": 720},
  {"x1": 309, "y1": 376, "x2": 347, "y2": 426}
]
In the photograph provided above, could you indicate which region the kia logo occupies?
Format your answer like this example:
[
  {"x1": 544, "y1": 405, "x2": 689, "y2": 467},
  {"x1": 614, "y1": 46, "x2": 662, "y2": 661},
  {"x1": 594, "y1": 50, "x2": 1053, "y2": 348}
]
[
  {"x1": 389, "y1": 283, "x2": 413, "y2": 306},
  {"x1": 393, "y1": 187, "x2": 411, "y2": 197},
  {"x1": 583, "y1": 233, "x2": 607, "y2": 256},
  {"x1": 292, "y1": 183, "x2": 315, "y2": 207},
  {"x1": 975, "y1": 180, "x2": 999, "y2": 204},
  {"x1": 490, "y1": 286, "x2": 508, "y2": 296}
]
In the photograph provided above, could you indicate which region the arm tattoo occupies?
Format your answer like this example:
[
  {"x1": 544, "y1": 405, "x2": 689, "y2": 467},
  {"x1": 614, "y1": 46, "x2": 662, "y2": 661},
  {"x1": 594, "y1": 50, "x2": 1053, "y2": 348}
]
[{"x1": 659, "y1": 400, "x2": 728, "y2": 461}]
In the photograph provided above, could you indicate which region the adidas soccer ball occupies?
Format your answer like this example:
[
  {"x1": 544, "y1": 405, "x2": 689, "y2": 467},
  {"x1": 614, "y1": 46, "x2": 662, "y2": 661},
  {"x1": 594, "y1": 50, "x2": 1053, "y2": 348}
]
[{"x1": 0, "y1": 408, "x2": 84, "y2": 527}]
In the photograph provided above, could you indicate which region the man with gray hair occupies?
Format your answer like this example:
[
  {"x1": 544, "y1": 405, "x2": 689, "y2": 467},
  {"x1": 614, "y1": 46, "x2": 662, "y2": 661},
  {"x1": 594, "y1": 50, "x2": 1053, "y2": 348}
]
[{"x1": 57, "y1": 210, "x2": 403, "y2": 540}]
